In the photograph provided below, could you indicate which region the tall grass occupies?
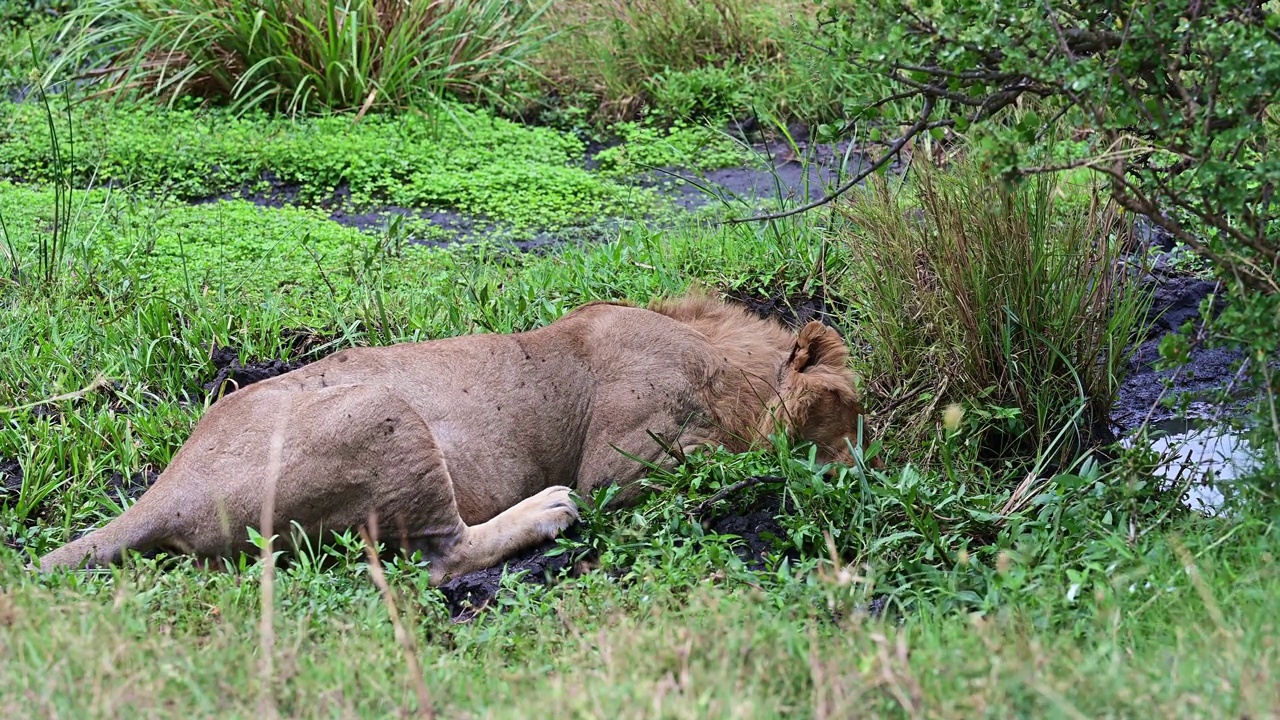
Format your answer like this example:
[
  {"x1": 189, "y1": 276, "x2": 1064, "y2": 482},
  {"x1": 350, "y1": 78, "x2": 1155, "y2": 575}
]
[
  {"x1": 534, "y1": 0, "x2": 782, "y2": 121},
  {"x1": 47, "y1": 0, "x2": 550, "y2": 115},
  {"x1": 837, "y1": 156, "x2": 1153, "y2": 466}
]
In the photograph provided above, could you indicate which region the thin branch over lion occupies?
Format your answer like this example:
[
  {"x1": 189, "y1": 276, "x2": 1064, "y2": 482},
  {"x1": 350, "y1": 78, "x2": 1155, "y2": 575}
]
[{"x1": 38, "y1": 292, "x2": 873, "y2": 583}]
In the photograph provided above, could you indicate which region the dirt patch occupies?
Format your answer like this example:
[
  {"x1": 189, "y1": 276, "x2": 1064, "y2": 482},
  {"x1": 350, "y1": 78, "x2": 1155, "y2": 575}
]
[
  {"x1": 202, "y1": 330, "x2": 333, "y2": 400},
  {"x1": 436, "y1": 481, "x2": 797, "y2": 620},
  {"x1": 702, "y1": 489, "x2": 795, "y2": 573},
  {"x1": 104, "y1": 467, "x2": 160, "y2": 505},
  {"x1": 725, "y1": 285, "x2": 837, "y2": 329},
  {"x1": 203, "y1": 349, "x2": 308, "y2": 401}
]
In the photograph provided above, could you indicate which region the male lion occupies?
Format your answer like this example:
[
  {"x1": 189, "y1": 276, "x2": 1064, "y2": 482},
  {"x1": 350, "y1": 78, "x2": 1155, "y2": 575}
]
[{"x1": 37, "y1": 292, "x2": 871, "y2": 584}]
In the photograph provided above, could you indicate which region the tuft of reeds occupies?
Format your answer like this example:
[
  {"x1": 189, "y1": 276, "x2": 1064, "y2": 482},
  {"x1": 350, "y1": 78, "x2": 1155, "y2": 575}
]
[
  {"x1": 836, "y1": 155, "x2": 1153, "y2": 467},
  {"x1": 534, "y1": 0, "x2": 777, "y2": 121},
  {"x1": 46, "y1": 0, "x2": 550, "y2": 116}
]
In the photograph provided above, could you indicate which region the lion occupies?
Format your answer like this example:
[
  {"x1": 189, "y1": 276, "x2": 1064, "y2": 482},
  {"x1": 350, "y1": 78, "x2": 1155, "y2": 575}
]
[{"x1": 36, "y1": 292, "x2": 872, "y2": 584}]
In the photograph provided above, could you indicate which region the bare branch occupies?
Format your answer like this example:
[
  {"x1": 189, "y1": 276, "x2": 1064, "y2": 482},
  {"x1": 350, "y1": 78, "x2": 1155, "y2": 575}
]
[{"x1": 726, "y1": 96, "x2": 938, "y2": 225}]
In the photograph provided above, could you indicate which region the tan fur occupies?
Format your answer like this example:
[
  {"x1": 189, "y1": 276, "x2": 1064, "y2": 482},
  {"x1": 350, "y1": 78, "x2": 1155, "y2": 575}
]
[{"x1": 37, "y1": 292, "x2": 871, "y2": 584}]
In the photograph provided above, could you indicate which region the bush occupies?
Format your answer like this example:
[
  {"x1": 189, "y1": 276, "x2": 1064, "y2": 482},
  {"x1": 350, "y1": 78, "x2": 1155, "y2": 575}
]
[
  {"x1": 46, "y1": 0, "x2": 549, "y2": 115},
  {"x1": 837, "y1": 156, "x2": 1152, "y2": 467},
  {"x1": 816, "y1": 0, "x2": 1280, "y2": 489},
  {"x1": 819, "y1": 0, "x2": 1279, "y2": 295}
]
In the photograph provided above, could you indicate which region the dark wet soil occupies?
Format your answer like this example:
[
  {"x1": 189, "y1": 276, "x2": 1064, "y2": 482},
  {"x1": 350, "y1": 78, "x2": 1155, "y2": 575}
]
[
  {"x1": 0, "y1": 457, "x2": 21, "y2": 497},
  {"x1": 725, "y1": 284, "x2": 837, "y2": 329},
  {"x1": 203, "y1": 345, "x2": 310, "y2": 400},
  {"x1": 104, "y1": 467, "x2": 160, "y2": 505},
  {"x1": 641, "y1": 136, "x2": 866, "y2": 212},
  {"x1": 1111, "y1": 252, "x2": 1246, "y2": 431},
  {"x1": 436, "y1": 527, "x2": 586, "y2": 620},
  {"x1": 702, "y1": 490, "x2": 795, "y2": 573},
  {"x1": 436, "y1": 479, "x2": 796, "y2": 620},
  {"x1": 202, "y1": 329, "x2": 334, "y2": 400}
]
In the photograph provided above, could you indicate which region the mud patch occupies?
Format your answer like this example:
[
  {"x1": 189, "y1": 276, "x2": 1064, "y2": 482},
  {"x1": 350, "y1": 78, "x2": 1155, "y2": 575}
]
[
  {"x1": 204, "y1": 348, "x2": 308, "y2": 400},
  {"x1": 437, "y1": 481, "x2": 796, "y2": 620},
  {"x1": 437, "y1": 527, "x2": 585, "y2": 620},
  {"x1": 703, "y1": 490, "x2": 794, "y2": 572},
  {"x1": 202, "y1": 330, "x2": 333, "y2": 400},
  {"x1": 625, "y1": 125, "x2": 870, "y2": 213},
  {"x1": 1112, "y1": 271, "x2": 1246, "y2": 430},
  {"x1": 104, "y1": 467, "x2": 160, "y2": 505},
  {"x1": 0, "y1": 457, "x2": 21, "y2": 497},
  {"x1": 725, "y1": 285, "x2": 837, "y2": 329}
]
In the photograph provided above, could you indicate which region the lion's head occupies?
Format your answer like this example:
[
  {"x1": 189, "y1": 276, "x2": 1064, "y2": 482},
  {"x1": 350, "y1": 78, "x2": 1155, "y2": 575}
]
[{"x1": 766, "y1": 320, "x2": 873, "y2": 467}]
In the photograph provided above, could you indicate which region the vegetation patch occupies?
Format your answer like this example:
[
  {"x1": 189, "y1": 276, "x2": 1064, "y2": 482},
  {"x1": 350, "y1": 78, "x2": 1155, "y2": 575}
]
[
  {"x1": 837, "y1": 158, "x2": 1153, "y2": 467},
  {"x1": 45, "y1": 0, "x2": 549, "y2": 115},
  {"x1": 0, "y1": 99, "x2": 772, "y2": 231},
  {"x1": 0, "y1": 0, "x2": 1276, "y2": 715}
]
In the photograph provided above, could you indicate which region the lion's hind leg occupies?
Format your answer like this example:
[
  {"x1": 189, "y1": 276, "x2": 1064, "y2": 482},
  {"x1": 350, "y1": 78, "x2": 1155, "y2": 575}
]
[{"x1": 306, "y1": 386, "x2": 578, "y2": 585}]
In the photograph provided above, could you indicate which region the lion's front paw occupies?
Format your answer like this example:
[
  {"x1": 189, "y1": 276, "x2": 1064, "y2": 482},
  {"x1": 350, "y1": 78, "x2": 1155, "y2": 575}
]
[{"x1": 526, "y1": 485, "x2": 580, "y2": 540}]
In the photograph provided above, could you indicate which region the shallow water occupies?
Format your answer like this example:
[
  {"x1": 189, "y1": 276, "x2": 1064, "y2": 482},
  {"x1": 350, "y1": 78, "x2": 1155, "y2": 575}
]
[{"x1": 1131, "y1": 419, "x2": 1261, "y2": 514}]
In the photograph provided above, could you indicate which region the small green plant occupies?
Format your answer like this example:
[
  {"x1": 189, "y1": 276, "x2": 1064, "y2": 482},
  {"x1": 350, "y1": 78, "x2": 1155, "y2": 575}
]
[
  {"x1": 46, "y1": 0, "x2": 551, "y2": 116},
  {"x1": 644, "y1": 66, "x2": 751, "y2": 124},
  {"x1": 838, "y1": 155, "x2": 1153, "y2": 468}
]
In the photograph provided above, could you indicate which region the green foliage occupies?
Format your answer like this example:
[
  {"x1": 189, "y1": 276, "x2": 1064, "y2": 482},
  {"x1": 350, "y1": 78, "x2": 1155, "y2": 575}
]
[
  {"x1": 532, "y1": 0, "x2": 783, "y2": 121},
  {"x1": 0, "y1": 0, "x2": 74, "y2": 27},
  {"x1": 594, "y1": 120, "x2": 752, "y2": 175},
  {"x1": 823, "y1": 0, "x2": 1280, "y2": 490},
  {"x1": 0, "y1": 102, "x2": 655, "y2": 229},
  {"x1": 46, "y1": 0, "x2": 549, "y2": 115},
  {"x1": 823, "y1": 0, "x2": 1280, "y2": 295},
  {"x1": 643, "y1": 65, "x2": 752, "y2": 124},
  {"x1": 524, "y1": 0, "x2": 895, "y2": 129},
  {"x1": 837, "y1": 157, "x2": 1153, "y2": 467},
  {"x1": 4, "y1": 508, "x2": 1278, "y2": 717}
]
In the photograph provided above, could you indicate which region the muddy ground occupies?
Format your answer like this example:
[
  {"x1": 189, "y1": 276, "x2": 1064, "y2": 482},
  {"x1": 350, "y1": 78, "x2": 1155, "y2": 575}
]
[
  {"x1": 437, "y1": 481, "x2": 797, "y2": 620},
  {"x1": 1111, "y1": 229, "x2": 1245, "y2": 432}
]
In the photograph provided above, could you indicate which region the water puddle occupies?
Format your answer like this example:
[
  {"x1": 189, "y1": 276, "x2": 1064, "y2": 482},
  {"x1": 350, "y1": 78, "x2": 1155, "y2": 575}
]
[{"x1": 1128, "y1": 419, "x2": 1262, "y2": 514}]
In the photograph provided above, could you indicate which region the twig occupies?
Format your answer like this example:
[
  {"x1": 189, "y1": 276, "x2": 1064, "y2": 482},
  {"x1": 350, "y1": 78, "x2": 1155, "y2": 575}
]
[
  {"x1": 360, "y1": 517, "x2": 435, "y2": 719},
  {"x1": 0, "y1": 373, "x2": 109, "y2": 415},
  {"x1": 693, "y1": 475, "x2": 785, "y2": 517},
  {"x1": 726, "y1": 96, "x2": 937, "y2": 224}
]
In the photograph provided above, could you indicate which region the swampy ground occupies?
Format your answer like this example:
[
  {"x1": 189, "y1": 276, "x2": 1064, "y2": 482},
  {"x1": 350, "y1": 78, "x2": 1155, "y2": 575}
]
[{"x1": 1, "y1": 2, "x2": 1278, "y2": 717}]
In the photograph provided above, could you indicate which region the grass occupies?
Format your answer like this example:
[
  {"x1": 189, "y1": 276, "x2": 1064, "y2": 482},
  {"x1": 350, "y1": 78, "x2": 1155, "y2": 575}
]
[
  {"x1": 1, "y1": 164, "x2": 1275, "y2": 715},
  {"x1": 1, "y1": 462, "x2": 1277, "y2": 716},
  {"x1": 836, "y1": 157, "x2": 1153, "y2": 470},
  {"x1": 1, "y1": 13, "x2": 1277, "y2": 712},
  {"x1": 525, "y1": 0, "x2": 893, "y2": 129},
  {"x1": 44, "y1": 0, "x2": 550, "y2": 116}
]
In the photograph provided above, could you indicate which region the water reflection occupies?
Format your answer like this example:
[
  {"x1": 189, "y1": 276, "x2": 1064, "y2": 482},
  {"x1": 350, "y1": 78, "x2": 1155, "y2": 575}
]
[{"x1": 1130, "y1": 419, "x2": 1260, "y2": 514}]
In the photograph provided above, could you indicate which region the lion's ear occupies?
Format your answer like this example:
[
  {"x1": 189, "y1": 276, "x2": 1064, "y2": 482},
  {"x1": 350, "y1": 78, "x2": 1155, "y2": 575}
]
[{"x1": 788, "y1": 321, "x2": 848, "y2": 373}]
